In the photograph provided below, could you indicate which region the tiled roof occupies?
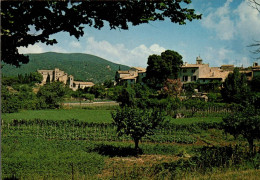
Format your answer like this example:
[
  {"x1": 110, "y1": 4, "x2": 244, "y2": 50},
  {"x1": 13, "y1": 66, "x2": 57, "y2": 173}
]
[
  {"x1": 121, "y1": 76, "x2": 137, "y2": 80},
  {"x1": 199, "y1": 69, "x2": 230, "y2": 80},
  {"x1": 221, "y1": 65, "x2": 234, "y2": 67},
  {"x1": 118, "y1": 71, "x2": 129, "y2": 74},
  {"x1": 181, "y1": 64, "x2": 202, "y2": 68},
  {"x1": 132, "y1": 67, "x2": 146, "y2": 73},
  {"x1": 73, "y1": 81, "x2": 94, "y2": 86}
]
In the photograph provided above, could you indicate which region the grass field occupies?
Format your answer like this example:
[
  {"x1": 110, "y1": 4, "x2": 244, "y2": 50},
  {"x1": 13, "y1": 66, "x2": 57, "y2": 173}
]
[
  {"x1": 2, "y1": 109, "x2": 222, "y2": 124},
  {"x1": 2, "y1": 109, "x2": 113, "y2": 123}
]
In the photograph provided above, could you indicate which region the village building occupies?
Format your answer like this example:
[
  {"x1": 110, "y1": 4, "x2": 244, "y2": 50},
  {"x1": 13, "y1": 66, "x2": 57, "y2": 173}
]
[
  {"x1": 116, "y1": 67, "x2": 146, "y2": 84},
  {"x1": 252, "y1": 62, "x2": 260, "y2": 77},
  {"x1": 37, "y1": 68, "x2": 94, "y2": 91},
  {"x1": 179, "y1": 57, "x2": 237, "y2": 84}
]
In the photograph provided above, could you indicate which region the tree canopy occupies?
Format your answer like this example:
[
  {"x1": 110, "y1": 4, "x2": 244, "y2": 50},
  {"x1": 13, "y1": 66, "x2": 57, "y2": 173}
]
[
  {"x1": 146, "y1": 50, "x2": 183, "y2": 89},
  {"x1": 221, "y1": 68, "x2": 250, "y2": 104},
  {"x1": 222, "y1": 106, "x2": 260, "y2": 153},
  {"x1": 1, "y1": 1, "x2": 201, "y2": 66},
  {"x1": 112, "y1": 106, "x2": 165, "y2": 153}
]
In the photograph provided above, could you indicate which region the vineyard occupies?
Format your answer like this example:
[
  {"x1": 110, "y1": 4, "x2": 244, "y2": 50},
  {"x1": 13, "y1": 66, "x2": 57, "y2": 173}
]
[{"x1": 2, "y1": 108, "x2": 259, "y2": 179}]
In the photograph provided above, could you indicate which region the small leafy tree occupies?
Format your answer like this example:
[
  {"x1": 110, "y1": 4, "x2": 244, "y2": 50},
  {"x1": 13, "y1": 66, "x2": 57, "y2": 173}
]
[
  {"x1": 112, "y1": 106, "x2": 165, "y2": 153},
  {"x1": 222, "y1": 106, "x2": 260, "y2": 153},
  {"x1": 37, "y1": 81, "x2": 66, "y2": 109}
]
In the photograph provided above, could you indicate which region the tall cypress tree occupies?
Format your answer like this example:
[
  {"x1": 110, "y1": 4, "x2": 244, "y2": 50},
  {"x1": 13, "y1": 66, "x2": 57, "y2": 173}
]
[{"x1": 46, "y1": 73, "x2": 51, "y2": 84}]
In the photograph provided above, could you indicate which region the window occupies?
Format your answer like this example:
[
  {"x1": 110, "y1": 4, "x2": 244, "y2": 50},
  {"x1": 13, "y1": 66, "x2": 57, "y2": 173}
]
[
  {"x1": 183, "y1": 76, "x2": 188, "y2": 82},
  {"x1": 191, "y1": 76, "x2": 197, "y2": 81},
  {"x1": 183, "y1": 69, "x2": 187, "y2": 73},
  {"x1": 191, "y1": 69, "x2": 196, "y2": 73}
]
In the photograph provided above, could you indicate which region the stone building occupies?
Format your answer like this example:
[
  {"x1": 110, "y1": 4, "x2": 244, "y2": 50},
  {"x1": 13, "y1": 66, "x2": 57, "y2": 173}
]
[
  {"x1": 179, "y1": 56, "x2": 233, "y2": 84},
  {"x1": 116, "y1": 67, "x2": 146, "y2": 84},
  {"x1": 37, "y1": 68, "x2": 94, "y2": 91}
]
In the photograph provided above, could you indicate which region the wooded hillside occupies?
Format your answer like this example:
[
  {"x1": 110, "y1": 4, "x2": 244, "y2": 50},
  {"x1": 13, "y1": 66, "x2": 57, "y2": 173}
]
[{"x1": 2, "y1": 52, "x2": 130, "y2": 83}]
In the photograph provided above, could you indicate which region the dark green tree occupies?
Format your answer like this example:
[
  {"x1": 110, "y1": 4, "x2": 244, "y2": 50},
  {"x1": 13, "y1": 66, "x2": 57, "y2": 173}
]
[
  {"x1": 1, "y1": 1, "x2": 201, "y2": 66},
  {"x1": 29, "y1": 72, "x2": 43, "y2": 84},
  {"x1": 146, "y1": 50, "x2": 183, "y2": 89},
  {"x1": 251, "y1": 75, "x2": 260, "y2": 92},
  {"x1": 89, "y1": 84, "x2": 106, "y2": 98},
  {"x1": 103, "y1": 79, "x2": 114, "y2": 88},
  {"x1": 46, "y1": 73, "x2": 51, "y2": 84},
  {"x1": 1, "y1": 85, "x2": 20, "y2": 113},
  {"x1": 112, "y1": 106, "x2": 165, "y2": 153},
  {"x1": 117, "y1": 86, "x2": 136, "y2": 107},
  {"x1": 222, "y1": 106, "x2": 260, "y2": 153},
  {"x1": 17, "y1": 85, "x2": 38, "y2": 110},
  {"x1": 37, "y1": 82, "x2": 66, "y2": 109},
  {"x1": 221, "y1": 68, "x2": 250, "y2": 104}
]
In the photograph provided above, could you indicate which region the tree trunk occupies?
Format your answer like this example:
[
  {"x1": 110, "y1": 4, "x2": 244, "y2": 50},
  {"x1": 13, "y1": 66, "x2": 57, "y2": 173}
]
[
  {"x1": 134, "y1": 138, "x2": 140, "y2": 155},
  {"x1": 248, "y1": 138, "x2": 254, "y2": 154}
]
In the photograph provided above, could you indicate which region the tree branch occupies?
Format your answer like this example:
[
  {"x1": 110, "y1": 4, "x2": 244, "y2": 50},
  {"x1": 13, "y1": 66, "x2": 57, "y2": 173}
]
[{"x1": 248, "y1": 0, "x2": 260, "y2": 12}]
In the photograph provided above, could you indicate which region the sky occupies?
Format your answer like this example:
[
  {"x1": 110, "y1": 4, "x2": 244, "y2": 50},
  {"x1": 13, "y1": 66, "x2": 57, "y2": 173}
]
[{"x1": 18, "y1": 0, "x2": 260, "y2": 68}]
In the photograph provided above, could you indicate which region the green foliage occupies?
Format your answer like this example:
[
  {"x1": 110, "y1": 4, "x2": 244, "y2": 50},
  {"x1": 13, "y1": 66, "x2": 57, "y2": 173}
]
[
  {"x1": 146, "y1": 50, "x2": 183, "y2": 89},
  {"x1": 199, "y1": 81, "x2": 222, "y2": 93},
  {"x1": 117, "y1": 86, "x2": 136, "y2": 107},
  {"x1": 2, "y1": 72, "x2": 43, "y2": 86},
  {"x1": 207, "y1": 93, "x2": 222, "y2": 102},
  {"x1": 222, "y1": 106, "x2": 260, "y2": 152},
  {"x1": 1, "y1": 86, "x2": 20, "y2": 113},
  {"x1": 37, "y1": 82, "x2": 66, "y2": 109},
  {"x1": 82, "y1": 93, "x2": 95, "y2": 102},
  {"x1": 221, "y1": 68, "x2": 250, "y2": 104},
  {"x1": 16, "y1": 85, "x2": 38, "y2": 110},
  {"x1": 103, "y1": 79, "x2": 114, "y2": 88},
  {"x1": 88, "y1": 84, "x2": 106, "y2": 98},
  {"x1": 112, "y1": 106, "x2": 165, "y2": 151},
  {"x1": 2, "y1": 136, "x2": 105, "y2": 179},
  {"x1": 251, "y1": 75, "x2": 260, "y2": 92},
  {"x1": 183, "y1": 98, "x2": 207, "y2": 117},
  {"x1": 152, "y1": 145, "x2": 258, "y2": 179}
]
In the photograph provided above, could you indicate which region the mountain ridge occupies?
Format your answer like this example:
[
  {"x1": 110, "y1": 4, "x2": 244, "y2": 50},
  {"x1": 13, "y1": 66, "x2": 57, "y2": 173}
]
[{"x1": 2, "y1": 52, "x2": 130, "y2": 83}]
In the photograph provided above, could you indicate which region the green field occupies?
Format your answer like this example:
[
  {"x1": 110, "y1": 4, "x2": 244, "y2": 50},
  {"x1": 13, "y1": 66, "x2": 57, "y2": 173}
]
[
  {"x1": 2, "y1": 109, "x2": 259, "y2": 179},
  {"x1": 2, "y1": 109, "x2": 113, "y2": 123},
  {"x1": 2, "y1": 109, "x2": 222, "y2": 124}
]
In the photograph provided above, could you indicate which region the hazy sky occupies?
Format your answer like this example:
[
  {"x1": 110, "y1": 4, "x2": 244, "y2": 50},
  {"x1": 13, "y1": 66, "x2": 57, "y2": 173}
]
[{"x1": 18, "y1": 0, "x2": 260, "y2": 68}]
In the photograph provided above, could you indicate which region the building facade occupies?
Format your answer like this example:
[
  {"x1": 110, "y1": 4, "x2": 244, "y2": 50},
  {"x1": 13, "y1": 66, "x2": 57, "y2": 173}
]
[
  {"x1": 179, "y1": 57, "x2": 233, "y2": 84},
  {"x1": 116, "y1": 67, "x2": 146, "y2": 84},
  {"x1": 37, "y1": 68, "x2": 94, "y2": 91}
]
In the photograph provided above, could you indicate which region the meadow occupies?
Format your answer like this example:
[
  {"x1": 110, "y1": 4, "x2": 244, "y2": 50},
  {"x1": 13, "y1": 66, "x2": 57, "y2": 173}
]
[
  {"x1": 2, "y1": 108, "x2": 222, "y2": 124},
  {"x1": 2, "y1": 109, "x2": 113, "y2": 123},
  {"x1": 2, "y1": 108, "x2": 259, "y2": 179}
]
